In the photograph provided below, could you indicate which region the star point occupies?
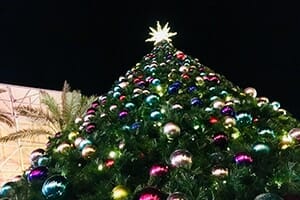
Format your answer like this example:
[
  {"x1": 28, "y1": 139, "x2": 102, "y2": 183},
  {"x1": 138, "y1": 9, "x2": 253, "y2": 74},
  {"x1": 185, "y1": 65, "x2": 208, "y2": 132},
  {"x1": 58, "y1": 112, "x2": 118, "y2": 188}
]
[{"x1": 146, "y1": 21, "x2": 177, "y2": 45}]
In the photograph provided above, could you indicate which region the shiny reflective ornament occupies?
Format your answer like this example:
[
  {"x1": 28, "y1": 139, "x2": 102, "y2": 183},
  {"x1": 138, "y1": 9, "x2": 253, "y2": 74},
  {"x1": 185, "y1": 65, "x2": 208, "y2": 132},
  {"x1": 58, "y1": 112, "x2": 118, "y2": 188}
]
[
  {"x1": 81, "y1": 146, "x2": 96, "y2": 159},
  {"x1": 211, "y1": 166, "x2": 229, "y2": 177},
  {"x1": 37, "y1": 156, "x2": 50, "y2": 167},
  {"x1": 0, "y1": 182, "x2": 14, "y2": 197},
  {"x1": 110, "y1": 105, "x2": 118, "y2": 111},
  {"x1": 79, "y1": 139, "x2": 93, "y2": 151},
  {"x1": 27, "y1": 166, "x2": 48, "y2": 183},
  {"x1": 125, "y1": 102, "x2": 135, "y2": 110},
  {"x1": 68, "y1": 131, "x2": 79, "y2": 141},
  {"x1": 188, "y1": 85, "x2": 197, "y2": 93},
  {"x1": 244, "y1": 87, "x2": 257, "y2": 98},
  {"x1": 252, "y1": 143, "x2": 270, "y2": 154},
  {"x1": 30, "y1": 148, "x2": 45, "y2": 162},
  {"x1": 85, "y1": 122, "x2": 96, "y2": 133},
  {"x1": 112, "y1": 185, "x2": 129, "y2": 200},
  {"x1": 57, "y1": 143, "x2": 71, "y2": 153},
  {"x1": 195, "y1": 76, "x2": 204, "y2": 86},
  {"x1": 137, "y1": 187, "x2": 164, "y2": 200},
  {"x1": 167, "y1": 192, "x2": 187, "y2": 200},
  {"x1": 257, "y1": 97, "x2": 269, "y2": 107},
  {"x1": 288, "y1": 128, "x2": 300, "y2": 141},
  {"x1": 254, "y1": 193, "x2": 283, "y2": 200},
  {"x1": 236, "y1": 113, "x2": 252, "y2": 126},
  {"x1": 163, "y1": 122, "x2": 181, "y2": 139},
  {"x1": 74, "y1": 137, "x2": 84, "y2": 148},
  {"x1": 224, "y1": 116, "x2": 236, "y2": 128},
  {"x1": 149, "y1": 164, "x2": 169, "y2": 177},
  {"x1": 271, "y1": 101, "x2": 281, "y2": 110},
  {"x1": 119, "y1": 111, "x2": 129, "y2": 119},
  {"x1": 213, "y1": 100, "x2": 225, "y2": 109},
  {"x1": 190, "y1": 97, "x2": 203, "y2": 106},
  {"x1": 150, "y1": 111, "x2": 163, "y2": 121},
  {"x1": 234, "y1": 152, "x2": 253, "y2": 165},
  {"x1": 170, "y1": 149, "x2": 192, "y2": 168},
  {"x1": 145, "y1": 94, "x2": 160, "y2": 106},
  {"x1": 221, "y1": 105, "x2": 235, "y2": 117},
  {"x1": 212, "y1": 133, "x2": 228, "y2": 149},
  {"x1": 42, "y1": 175, "x2": 68, "y2": 200}
]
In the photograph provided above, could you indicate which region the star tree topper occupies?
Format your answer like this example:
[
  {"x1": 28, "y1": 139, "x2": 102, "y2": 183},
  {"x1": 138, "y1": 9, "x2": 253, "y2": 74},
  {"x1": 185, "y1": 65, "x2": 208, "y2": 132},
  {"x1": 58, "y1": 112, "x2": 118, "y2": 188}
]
[{"x1": 146, "y1": 21, "x2": 177, "y2": 45}]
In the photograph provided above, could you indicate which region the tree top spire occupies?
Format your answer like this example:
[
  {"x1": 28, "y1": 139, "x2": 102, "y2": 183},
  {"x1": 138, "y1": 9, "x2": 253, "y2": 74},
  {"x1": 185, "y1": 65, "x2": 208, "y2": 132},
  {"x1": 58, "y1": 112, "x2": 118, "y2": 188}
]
[{"x1": 145, "y1": 21, "x2": 177, "y2": 45}]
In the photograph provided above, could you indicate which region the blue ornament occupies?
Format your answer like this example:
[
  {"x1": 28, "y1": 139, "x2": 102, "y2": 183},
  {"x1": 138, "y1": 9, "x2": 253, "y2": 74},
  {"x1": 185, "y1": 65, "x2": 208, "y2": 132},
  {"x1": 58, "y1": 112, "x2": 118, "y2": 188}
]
[
  {"x1": 131, "y1": 122, "x2": 141, "y2": 131},
  {"x1": 42, "y1": 175, "x2": 68, "y2": 200},
  {"x1": 188, "y1": 85, "x2": 197, "y2": 93},
  {"x1": 168, "y1": 84, "x2": 179, "y2": 94},
  {"x1": 27, "y1": 166, "x2": 48, "y2": 183},
  {"x1": 150, "y1": 111, "x2": 162, "y2": 121},
  {"x1": 151, "y1": 78, "x2": 161, "y2": 86},
  {"x1": 190, "y1": 97, "x2": 203, "y2": 107}
]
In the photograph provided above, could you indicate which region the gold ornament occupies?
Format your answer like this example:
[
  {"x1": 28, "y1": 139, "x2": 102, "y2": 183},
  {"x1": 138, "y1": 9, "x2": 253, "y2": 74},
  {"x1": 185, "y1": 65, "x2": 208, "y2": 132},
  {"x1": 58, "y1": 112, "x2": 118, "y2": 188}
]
[
  {"x1": 244, "y1": 87, "x2": 257, "y2": 98},
  {"x1": 68, "y1": 131, "x2": 79, "y2": 141},
  {"x1": 112, "y1": 185, "x2": 129, "y2": 200},
  {"x1": 81, "y1": 146, "x2": 96, "y2": 159}
]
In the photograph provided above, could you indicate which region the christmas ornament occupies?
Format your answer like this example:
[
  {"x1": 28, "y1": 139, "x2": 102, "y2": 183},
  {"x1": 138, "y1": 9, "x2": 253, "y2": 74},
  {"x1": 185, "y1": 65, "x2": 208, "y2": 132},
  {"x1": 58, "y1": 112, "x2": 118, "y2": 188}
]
[
  {"x1": 212, "y1": 132, "x2": 228, "y2": 149},
  {"x1": 27, "y1": 166, "x2": 48, "y2": 183},
  {"x1": 149, "y1": 164, "x2": 169, "y2": 177},
  {"x1": 170, "y1": 149, "x2": 192, "y2": 168},
  {"x1": 220, "y1": 105, "x2": 235, "y2": 117},
  {"x1": 81, "y1": 145, "x2": 96, "y2": 158},
  {"x1": 288, "y1": 128, "x2": 300, "y2": 141},
  {"x1": 244, "y1": 87, "x2": 257, "y2": 98},
  {"x1": 167, "y1": 192, "x2": 187, "y2": 200},
  {"x1": 254, "y1": 193, "x2": 283, "y2": 200},
  {"x1": 56, "y1": 143, "x2": 71, "y2": 153},
  {"x1": 236, "y1": 112, "x2": 253, "y2": 126},
  {"x1": 136, "y1": 187, "x2": 164, "y2": 200},
  {"x1": 42, "y1": 175, "x2": 68, "y2": 200},
  {"x1": 0, "y1": 182, "x2": 14, "y2": 197},
  {"x1": 252, "y1": 143, "x2": 270, "y2": 154},
  {"x1": 211, "y1": 166, "x2": 229, "y2": 177},
  {"x1": 162, "y1": 122, "x2": 181, "y2": 139},
  {"x1": 37, "y1": 156, "x2": 50, "y2": 166},
  {"x1": 112, "y1": 185, "x2": 129, "y2": 200},
  {"x1": 234, "y1": 152, "x2": 253, "y2": 165}
]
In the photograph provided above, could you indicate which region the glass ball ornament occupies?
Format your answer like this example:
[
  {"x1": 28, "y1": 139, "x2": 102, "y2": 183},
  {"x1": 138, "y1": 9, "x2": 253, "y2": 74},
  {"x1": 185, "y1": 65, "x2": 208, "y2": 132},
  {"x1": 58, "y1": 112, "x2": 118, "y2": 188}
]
[
  {"x1": 112, "y1": 185, "x2": 129, "y2": 200},
  {"x1": 170, "y1": 149, "x2": 192, "y2": 168},
  {"x1": 27, "y1": 166, "x2": 48, "y2": 183},
  {"x1": 234, "y1": 152, "x2": 253, "y2": 165},
  {"x1": 150, "y1": 111, "x2": 163, "y2": 121},
  {"x1": 149, "y1": 164, "x2": 169, "y2": 177},
  {"x1": 42, "y1": 175, "x2": 68, "y2": 200},
  {"x1": 244, "y1": 87, "x2": 257, "y2": 98},
  {"x1": 252, "y1": 143, "x2": 270, "y2": 154},
  {"x1": 30, "y1": 148, "x2": 45, "y2": 162},
  {"x1": 254, "y1": 193, "x2": 283, "y2": 200},
  {"x1": 211, "y1": 166, "x2": 229, "y2": 177},
  {"x1": 145, "y1": 94, "x2": 160, "y2": 106},
  {"x1": 190, "y1": 97, "x2": 203, "y2": 107},
  {"x1": 221, "y1": 105, "x2": 235, "y2": 117},
  {"x1": 224, "y1": 116, "x2": 236, "y2": 128},
  {"x1": 212, "y1": 133, "x2": 228, "y2": 149},
  {"x1": 37, "y1": 156, "x2": 50, "y2": 167},
  {"x1": 56, "y1": 142, "x2": 71, "y2": 153},
  {"x1": 257, "y1": 97, "x2": 269, "y2": 107},
  {"x1": 85, "y1": 122, "x2": 96, "y2": 133},
  {"x1": 162, "y1": 122, "x2": 181, "y2": 139},
  {"x1": 213, "y1": 100, "x2": 225, "y2": 109},
  {"x1": 81, "y1": 145, "x2": 96, "y2": 159},
  {"x1": 78, "y1": 139, "x2": 93, "y2": 151},
  {"x1": 119, "y1": 110, "x2": 129, "y2": 119},
  {"x1": 136, "y1": 187, "x2": 164, "y2": 200},
  {"x1": 236, "y1": 112, "x2": 253, "y2": 126},
  {"x1": 167, "y1": 192, "x2": 187, "y2": 200},
  {"x1": 0, "y1": 182, "x2": 15, "y2": 197},
  {"x1": 68, "y1": 131, "x2": 79, "y2": 141},
  {"x1": 288, "y1": 128, "x2": 300, "y2": 141}
]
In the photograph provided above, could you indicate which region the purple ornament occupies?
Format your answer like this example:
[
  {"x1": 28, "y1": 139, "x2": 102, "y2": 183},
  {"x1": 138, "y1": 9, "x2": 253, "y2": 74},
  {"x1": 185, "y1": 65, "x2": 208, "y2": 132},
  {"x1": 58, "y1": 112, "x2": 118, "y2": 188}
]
[
  {"x1": 27, "y1": 166, "x2": 48, "y2": 183},
  {"x1": 234, "y1": 152, "x2": 253, "y2": 165},
  {"x1": 212, "y1": 133, "x2": 228, "y2": 149},
  {"x1": 119, "y1": 111, "x2": 129, "y2": 119},
  {"x1": 54, "y1": 132, "x2": 62, "y2": 138},
  {"x1": 221, "y1": 105, "x2": 235, "y2": 117},
  {"x1": 137, "y1": 187, "x2": 164, "y2": 200},
  {"x1": 149, "y1": 164, "x2": 169, "y2": 177}
]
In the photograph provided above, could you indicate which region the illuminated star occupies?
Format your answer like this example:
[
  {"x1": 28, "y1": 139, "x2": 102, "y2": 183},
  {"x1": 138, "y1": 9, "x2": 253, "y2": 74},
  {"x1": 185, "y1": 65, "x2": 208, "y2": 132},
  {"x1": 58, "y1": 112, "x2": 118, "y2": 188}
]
[{"x1": 146, "y1": 21, "x2": 177, "y2": 45}]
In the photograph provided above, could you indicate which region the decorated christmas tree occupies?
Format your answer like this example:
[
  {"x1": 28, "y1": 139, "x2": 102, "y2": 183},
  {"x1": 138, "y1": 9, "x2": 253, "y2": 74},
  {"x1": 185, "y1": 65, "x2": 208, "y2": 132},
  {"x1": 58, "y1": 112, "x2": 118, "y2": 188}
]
[{"x1": 1, "y1": 21, "x2": 300, "y2": 200}]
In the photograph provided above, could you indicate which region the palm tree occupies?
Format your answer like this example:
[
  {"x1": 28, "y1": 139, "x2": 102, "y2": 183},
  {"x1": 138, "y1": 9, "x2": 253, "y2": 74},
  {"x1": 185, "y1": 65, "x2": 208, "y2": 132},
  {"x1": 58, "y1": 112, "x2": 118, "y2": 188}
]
[{"x1": 0, "y1": 81, "x2": 97, "y2": 142}]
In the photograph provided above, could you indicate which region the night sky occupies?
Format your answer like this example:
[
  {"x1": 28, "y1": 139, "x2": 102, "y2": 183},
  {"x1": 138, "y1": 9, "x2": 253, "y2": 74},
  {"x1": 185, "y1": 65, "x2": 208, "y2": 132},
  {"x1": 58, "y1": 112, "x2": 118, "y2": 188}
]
[{"x1": 1, "y1": 1, "x2": 300, "y2": 118}]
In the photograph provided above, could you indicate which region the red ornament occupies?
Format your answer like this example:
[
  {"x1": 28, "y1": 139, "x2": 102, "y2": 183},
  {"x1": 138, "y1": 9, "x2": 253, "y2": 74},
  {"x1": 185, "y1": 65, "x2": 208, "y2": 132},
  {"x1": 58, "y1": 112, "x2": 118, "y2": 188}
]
[
  {"x1": 209, "y1": 116, "x2": 219, "y2": 124},
  {"x1": 105, "y1": 159, "x2": 115, "y2": 168},
  {"x1": 119, "y1": 95, "x2": 126, "y2": 101},
  {"x1": 176, "y1": 51, "x2": 187, "y2": 60}
]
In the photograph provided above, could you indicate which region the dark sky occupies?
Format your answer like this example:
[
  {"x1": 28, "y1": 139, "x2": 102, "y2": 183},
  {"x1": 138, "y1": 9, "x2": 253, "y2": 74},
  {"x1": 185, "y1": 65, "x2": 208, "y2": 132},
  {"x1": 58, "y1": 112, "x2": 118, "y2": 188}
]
[{"x1": 1, "y1": 1, "x2": 300, "y2": 118}]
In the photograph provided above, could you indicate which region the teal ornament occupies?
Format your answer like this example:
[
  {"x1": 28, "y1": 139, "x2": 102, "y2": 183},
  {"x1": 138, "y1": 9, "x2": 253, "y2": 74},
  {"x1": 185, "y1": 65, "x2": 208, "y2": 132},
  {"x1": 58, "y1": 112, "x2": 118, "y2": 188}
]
[
  {"x1": 236, "y1": 112, "x2": 252, "y2": 126},
  {"x1": 42, "y1": 175, "x2": 68, "y2": 200},
  {"x1": 125, "y1": 102, "x2": 135, "y2": 110},
  {"x1": 254, "y1": 193, "x2": 283, "y2": 200},
  {"x1": 78, "y1": 139, "x2": 92, "y2": 151},
  {"x1": 252, "y1": 143, "x2": 270, "y2": 154},
  {"x1": 0, "y1": 182, "x2": 14, "y2": 197},
  {"x1": 151, "y1": 78, "x2": 161, "y2": 86},
  {"x1": 145, "y1": 94, "x2": 160, "y2": 106},
  {"x1": 271, "y1": 101, "x2": 281, "y2": 110},
  {"x1": 37, "y1": 156, "x2": 50, "y2": 166},
  {"x1": 150, "y1": 111, "x2": 162, "y2": 121}
]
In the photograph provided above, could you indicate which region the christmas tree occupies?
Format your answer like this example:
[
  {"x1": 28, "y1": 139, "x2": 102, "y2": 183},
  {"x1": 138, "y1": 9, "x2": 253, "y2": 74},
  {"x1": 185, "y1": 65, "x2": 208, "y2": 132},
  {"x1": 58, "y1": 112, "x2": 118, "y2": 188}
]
[{"x1": 1, "y1": 21, "x2": 300, "y2": 200}]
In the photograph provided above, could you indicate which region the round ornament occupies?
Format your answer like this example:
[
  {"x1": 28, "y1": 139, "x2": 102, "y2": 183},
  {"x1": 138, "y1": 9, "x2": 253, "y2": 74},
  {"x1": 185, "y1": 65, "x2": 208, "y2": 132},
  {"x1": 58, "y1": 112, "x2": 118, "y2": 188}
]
[
  {"x1": 244, "y1": 87, "x2": 257, "y2": 98},
  {"x1": 42, "y1": 175, "x2": 68, "y2": 200},
  {"x1": 27, "y1": 166, "x2": 48, "y2": 183},
  {"x1": 149, "y1": 164, "x2": 169, "y2": 177},
  {"x1": 0, "y1": 182, "x2": 14, "y2": 197},
  {"x1": 81, "y1": 146, "x2": 96, "y2": 159},
  {"x1": 234, "y1": 152, "x2": 253, "y2": 165},
  {"x1": 170, "y1": 149, "x2": 192, "y2": 168},
  {"x1": 212, "y1": 133, "x2": 228, "y2": 149},
  {"x1": 221, "y1": 105, "x2": 235, "y2": 117},
  {"x1": 167, "y1": 192, "x2": 187, "y2": 200},
  {"x1": 254, "y1": 193, "x2": 283, "y2": 200},
  {"x1": 288, "y1": 128, "x2": 300, "y2": 141},
  {"x1": 112, "y1": 185, "x2": 129, "y2": 200},
  {"x1": 162, "y1": 122, "x2": 181, "y2": 139},
  {"x1": 137, "y1": 187, "x2": 164, "y2": 200},
  {"x1": 37, "y1": 156, "x2": 50, "y2": 167}
]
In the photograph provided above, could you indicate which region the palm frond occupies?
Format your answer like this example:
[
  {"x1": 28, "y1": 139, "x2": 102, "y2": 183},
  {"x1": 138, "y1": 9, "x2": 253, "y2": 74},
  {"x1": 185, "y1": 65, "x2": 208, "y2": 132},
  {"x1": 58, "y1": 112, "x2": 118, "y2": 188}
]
[
  {"x1": 0, "y1": 128, "x2": 53, "y2": 142},
  {"x1": 0, "y1": 113, "x2": 15, "y2": 127},
  {"x1": 40, "y1": 91, "x2": 61, "y2": 123},
  {"x1": 15, "y1": 105, "x2": 57, "y2": 125}
]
